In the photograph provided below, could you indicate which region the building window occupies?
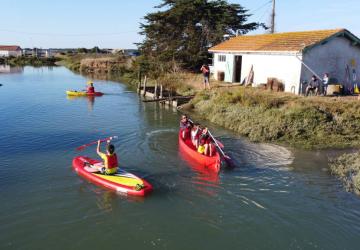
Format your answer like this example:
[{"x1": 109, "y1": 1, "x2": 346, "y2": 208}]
[{"x1": 218, "y1": 55, "x2": 226, "y2": 62}]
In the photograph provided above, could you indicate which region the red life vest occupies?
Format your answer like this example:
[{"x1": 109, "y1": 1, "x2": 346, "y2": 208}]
[
  {"x1": 199, "y1": 133, "x2": 210, "y2": 145},
  {"x1": 106, "y1": 153, "x2": 118, "y2": 169},
  {"x1": 87, "y1": 86, "x2": 95, "y2": 93}
]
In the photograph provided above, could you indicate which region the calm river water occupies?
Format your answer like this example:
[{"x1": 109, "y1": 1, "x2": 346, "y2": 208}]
[{"x1": 1, "y1": 67, "x2": 360, "y2": 250}]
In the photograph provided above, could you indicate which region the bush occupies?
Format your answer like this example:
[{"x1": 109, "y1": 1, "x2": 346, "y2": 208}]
[
  {"x1": 191, "y1": 87, "x2": 360, "y2": 148},
  {"x1": 330, "y1": 152, "x2": 360, "y2": 194}
]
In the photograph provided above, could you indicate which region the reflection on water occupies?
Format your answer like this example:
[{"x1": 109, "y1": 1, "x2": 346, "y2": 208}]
[
  {"x1": 179, "y1": 149, "x2": 220, "y2": 184},
  {"x1": 0, "y1": 64, "x2": 23, "y2": 73},
  {"x1": 67, "y1": 95, "x2": 96, "y2": 111}
]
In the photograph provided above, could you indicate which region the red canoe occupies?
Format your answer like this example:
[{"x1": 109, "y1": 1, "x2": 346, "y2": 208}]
[
  {"x1": 178, "y1": 131, "x2": 221, "y2": 173},
  {"x1": 72, "y1": 156, "x2": 153, "y2": 197}
]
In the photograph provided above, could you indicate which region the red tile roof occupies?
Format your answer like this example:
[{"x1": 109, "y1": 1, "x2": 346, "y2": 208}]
[
  {"x1": 0, "y1": 45, "x2": 21, "y2": 51},
  {"x1": 209, "y1": 29, "x2": 357, "y2": 53}
]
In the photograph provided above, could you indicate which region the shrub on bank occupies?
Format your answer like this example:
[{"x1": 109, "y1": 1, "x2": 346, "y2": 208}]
[
  {"x1": 191, "y1": 87, "x2": 360, "y2": 149},
  {"x1": 5, "y1": 56, "x2": 59, "y2": 66},
  {"x1": 330, "y1": 152, "x2": 360, "y2": 194}
]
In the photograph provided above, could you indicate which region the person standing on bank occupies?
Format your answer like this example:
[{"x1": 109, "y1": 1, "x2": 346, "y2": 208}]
[
  {"x1": 200, "y1": 64, "x2": 210, "y2": 90},
  {"x1": 322, "y1": 73, "x2": 329, "y2": 96}
]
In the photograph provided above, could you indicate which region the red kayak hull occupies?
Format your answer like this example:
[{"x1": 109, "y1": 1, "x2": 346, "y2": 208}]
[
  {"x1": 88, "y1": 92, "x2": 103, "y2": 96},
  {"x1": 72, "y1": 156, "x2": 153, "y2": 197},
  {"x1": 178, "y1": 131, "x2": 221, "y2": 173}
]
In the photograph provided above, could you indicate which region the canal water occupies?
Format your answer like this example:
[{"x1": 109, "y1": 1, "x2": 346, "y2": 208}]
[{"x1": 1, "y1": 67, "x2": 360, "y2": 250}]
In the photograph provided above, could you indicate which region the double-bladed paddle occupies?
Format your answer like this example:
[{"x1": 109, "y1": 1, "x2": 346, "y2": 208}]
[{"x1": 76, "y1": 136, "x2": 118, "y2": 151}]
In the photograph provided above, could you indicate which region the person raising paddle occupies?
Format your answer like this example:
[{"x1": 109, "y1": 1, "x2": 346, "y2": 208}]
[{"x1": 93, "y1": 138, "x2": 118, "y2": 175}]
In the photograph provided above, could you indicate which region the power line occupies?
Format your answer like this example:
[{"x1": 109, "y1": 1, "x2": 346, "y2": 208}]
[
  {"x1": 250, "y1": 0, "x2": 272, "y2": 15},
  {"x1": 0, "y1": 29, "x2": 138, "y2": 37}
]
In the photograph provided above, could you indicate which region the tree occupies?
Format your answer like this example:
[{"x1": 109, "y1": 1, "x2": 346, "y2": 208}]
[
  {"x1": 90, "y1": 46, "x2": 101, "y2": 53},
  {"x1": 77, "y1": 48, "x2": 88, "y2": 53},
  {"x1": 138, "y1": 0, "x2": 261, "y2": 70}
]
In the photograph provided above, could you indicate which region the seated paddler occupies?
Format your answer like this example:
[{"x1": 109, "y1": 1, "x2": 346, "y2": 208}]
[{"x1": 93, "y1": 138, "x2": 118, "y2": 175}]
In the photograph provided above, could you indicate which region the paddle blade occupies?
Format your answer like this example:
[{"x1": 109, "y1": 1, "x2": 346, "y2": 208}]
[
  {"x1": 76, "y1": 145, "x2": 86, "y2": 151},
  {"x1": 215, "y1": 139, "x2": 224, "y2": 148},
  {"x1": 223, "y1": 155, "x2": 236, "y2": 169}
]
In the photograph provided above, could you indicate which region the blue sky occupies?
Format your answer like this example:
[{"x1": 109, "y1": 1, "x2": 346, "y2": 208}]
[{"x1": 1, "y1": 0, "x2": 359, "y2": 48}]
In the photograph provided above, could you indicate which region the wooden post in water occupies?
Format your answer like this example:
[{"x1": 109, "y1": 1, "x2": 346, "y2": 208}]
[
  {"x1": 143, "y1": 75, "x2": 147, "y2": 97},
  {"x1": 137, "y1": 70, "x2": 142, "y2": 94},
  {"x1": 160, "y1": 85, "x2": 163, "y2": 98},
  {"x1": 154, "y1": 81, "x2": 158, "y2": 99}
]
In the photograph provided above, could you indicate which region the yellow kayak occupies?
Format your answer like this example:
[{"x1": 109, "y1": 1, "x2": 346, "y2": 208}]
[{"x1": 66, "y1": 90, "x2": 104, "y2": 97}]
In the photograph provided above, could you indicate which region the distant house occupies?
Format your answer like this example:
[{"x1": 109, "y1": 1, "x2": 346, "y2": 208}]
[
  {"x1": 113, "y1": 49, "x2": 140, "y2": 57},
  {"x1": 22, "y1": 48, "x2": 53, "y2": 58},
  {"x1": 209, "y1": 29, "x2": 360, "y2": 94},
  {"x1": 0, "y1": 45, "x2": 22, "y2": 57}
]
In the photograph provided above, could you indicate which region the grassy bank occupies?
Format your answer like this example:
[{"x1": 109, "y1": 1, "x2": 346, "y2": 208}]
[
  {"x1": 330, "y1": 152, "x2": 360, "y2": 194},
  {"x1": 60, "y1": 54, "x2": 200, "y2": 94},
  {"x1": 189, "y1": 86, "x2": 360, "y2": 149},
  {"x1": 57, "y1": 54, "x2": 96, "y2": 71},
  {"x1": 58, "y1": 54, "x2": 138, "y2": 84},
  {"x1": 4, "y1": 56, "x2": 59, "y2": 66}
]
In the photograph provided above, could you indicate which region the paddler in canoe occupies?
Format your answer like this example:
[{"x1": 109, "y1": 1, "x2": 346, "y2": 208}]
[
  {"x1": 86, "y1": 138, "x2": 118, "y2": 175},
  {"x1": 197, "y1": 127, "x2": 214, "y2": 157},
  {"x1": 180, "y1": 115, "x2": 214, "y2": 157},
  {"x1": 191, "y1": 123, "x2": 201, "y2": 148},
  {"x1": 180, "y1": 114, "x2": 191, "y2": 139}
]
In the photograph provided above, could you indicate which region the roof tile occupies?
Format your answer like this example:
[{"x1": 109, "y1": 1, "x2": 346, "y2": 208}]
[
  {"x1": 209, "y1": 29, "x2": 345, "y2": 52},
  {"x1": 0, "y1": 45, "x2": 21, "y2": 51}
]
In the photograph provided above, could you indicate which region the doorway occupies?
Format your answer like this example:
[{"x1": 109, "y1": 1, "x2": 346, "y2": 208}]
[{"x1": 234, "y1": 56, "x2": 242, "y2": 82}]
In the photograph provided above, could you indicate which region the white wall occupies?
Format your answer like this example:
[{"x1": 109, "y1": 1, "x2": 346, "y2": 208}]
[
  {"x1": 213, "y1": 53, "x2": 234, "y2": 81},
  {"x1": 302, "y1": 36, "x2": 360, "y2": 92},
  {"x1": 241, "y1": 54, "x2": 303, "y2": 93},
  {"x1": 9, "y1": 50, "x2": 22, "y2": 57},
  {"x1": 213, "y1": 52, "x2": 303, "y2": 93},
  {"x1": 0, "y1": 51, "x2": 9, "y2": 57},
  {"x1": 0, "y1": 50, "x2": 21, "y2": 57}
]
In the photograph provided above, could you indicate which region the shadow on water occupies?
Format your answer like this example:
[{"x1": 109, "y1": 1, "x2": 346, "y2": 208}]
[{"x1": 76, "y1": 181, "x2": 148, "y2": 205}]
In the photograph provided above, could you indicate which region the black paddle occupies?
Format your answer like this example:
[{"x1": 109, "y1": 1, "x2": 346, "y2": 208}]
[{"x1": 207, "y1": 130, "x2": 234, "y2": 168}]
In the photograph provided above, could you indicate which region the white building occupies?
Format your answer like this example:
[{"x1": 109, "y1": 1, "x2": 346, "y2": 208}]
[
  {"x1": 0, "y1": 45, "x2": 22, "y2": 57},
  {"x1": 209, "y1": 29, "x2": 360, "y2": 94}
]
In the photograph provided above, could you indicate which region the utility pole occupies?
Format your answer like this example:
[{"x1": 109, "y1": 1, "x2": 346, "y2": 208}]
[{"x1": 270, "y1": 0, "x2": 276, "y2": 34}]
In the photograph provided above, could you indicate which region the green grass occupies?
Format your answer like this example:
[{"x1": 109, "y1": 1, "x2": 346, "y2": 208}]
[
  {"x1": 5, "y1": 56, "x2": 59, "y2": 67},
  {"x1": 330, "y1": 152, "x2": 360, "y2": 194},
  {"x1": 191, "y1": 87, "x2": 360, "y2": 149}
]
